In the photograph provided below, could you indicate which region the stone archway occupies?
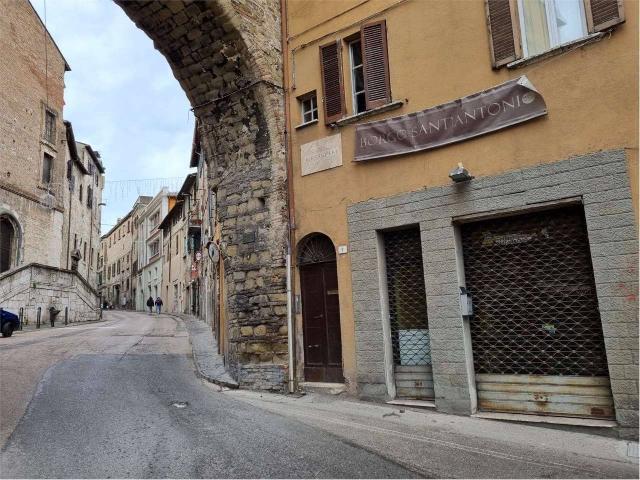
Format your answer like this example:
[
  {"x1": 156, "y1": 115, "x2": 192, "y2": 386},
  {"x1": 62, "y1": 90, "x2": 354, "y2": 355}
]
[
  {"x1": 116, "y1": 0, "x2": 288, "y2": 389},
  {"x1": 0, "y1": 213, "x2": 22, "y2": 274}
]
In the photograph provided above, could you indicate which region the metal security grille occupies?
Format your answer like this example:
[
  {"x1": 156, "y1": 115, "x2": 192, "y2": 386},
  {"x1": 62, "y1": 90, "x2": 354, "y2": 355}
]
[
  {"x1": 383, "y1": 227, "x2": 430, "y2": 366},
  {"x1": 461, "y1": 206, "x2": 608, "y2": 376}
]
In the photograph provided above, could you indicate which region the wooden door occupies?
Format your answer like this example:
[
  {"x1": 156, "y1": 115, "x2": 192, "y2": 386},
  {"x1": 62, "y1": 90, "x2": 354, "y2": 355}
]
[{"x1": 300, "y1": 261, "x2": 343, "y2": 382}]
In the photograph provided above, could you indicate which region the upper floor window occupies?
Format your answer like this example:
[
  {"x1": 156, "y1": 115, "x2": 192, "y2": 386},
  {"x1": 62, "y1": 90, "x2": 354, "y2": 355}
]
[
  {"x1": 348, "y1": 39, "x2": 366, "y2": 114},
  {"x1": 149, "y1": 240, "x2": 160, "y2": 257},
  {"x1": 486, "y1": 0, "x2": 625, "y2": 68},
  {"x1": 319, "y1": 20, "x2": 390, "y2": 124},
  {"x1": 298, "y1": 92, "x2": 318, "y2": 125},
  {"x1": 517, "y1": 0, "x2": 587, "y2": 57},
  {"x1": 44, "y1": 110, "x2": 56, "y2": 144},
  {"x1": 42, "y1": 153, "x2": 53, "y2": 184},
  {"x1": 150, "y1": 211, "x2": 160, "y2": 228}
]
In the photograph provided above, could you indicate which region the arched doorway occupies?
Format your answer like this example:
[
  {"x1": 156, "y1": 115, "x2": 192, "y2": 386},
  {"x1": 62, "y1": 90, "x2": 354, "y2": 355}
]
[
  {"x1": 298, "y1": 233, "x2": 343, "y2": 383},
  {"x1": 0, "y1": 215, "x2": 20, "y2": 274}
]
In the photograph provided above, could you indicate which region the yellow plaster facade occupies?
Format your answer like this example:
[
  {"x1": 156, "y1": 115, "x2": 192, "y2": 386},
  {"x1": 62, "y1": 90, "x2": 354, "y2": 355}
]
[{"x1": 285, "y1": 0, "x2": 638, "y2": 392}]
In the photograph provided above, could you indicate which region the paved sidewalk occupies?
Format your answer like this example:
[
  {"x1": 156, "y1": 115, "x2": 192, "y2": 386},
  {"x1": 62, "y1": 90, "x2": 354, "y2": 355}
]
[
  {"x1": 223, "y1": 388, "x2": 639, "y2": 478},
  {"x1": 170, "y1": 313, "x2": 238, "y2": 389}
]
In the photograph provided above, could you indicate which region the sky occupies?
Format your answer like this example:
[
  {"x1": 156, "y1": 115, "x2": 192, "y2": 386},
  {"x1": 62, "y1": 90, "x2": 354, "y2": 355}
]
[{"x1": 32, "y1": 0, "x2": 195, "y2": 233}]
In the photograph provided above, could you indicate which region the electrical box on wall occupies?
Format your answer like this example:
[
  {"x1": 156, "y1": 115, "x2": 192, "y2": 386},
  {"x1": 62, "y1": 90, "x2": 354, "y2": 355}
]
[{"x1": 460, "y1": 286, "x2": 473, "y2": 317}]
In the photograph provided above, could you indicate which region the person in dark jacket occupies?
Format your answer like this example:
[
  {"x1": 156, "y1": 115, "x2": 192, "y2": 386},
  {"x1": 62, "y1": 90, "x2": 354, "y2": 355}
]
[
  {"x1": 155, "y1": 296, "x2": 163, "y2": 314},
  {"x1": 146, "y1": 296, "x2": 154, "y2": 314}
]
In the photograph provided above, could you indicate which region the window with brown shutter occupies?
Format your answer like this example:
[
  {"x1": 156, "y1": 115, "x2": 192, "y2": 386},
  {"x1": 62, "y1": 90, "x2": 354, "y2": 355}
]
[
  {"x1": 585, "y1": 0, "x2": 625, "y2": 32},
  {"x1": 486, "y1": 0, "x2": 625, "y2": 68},
  {"x1": 486, "y1": 0, "x2": 521, "y2": 68},
  {"x1": 320, "y1": 41, "x2": 346, "y2": 124},
  {"x1": 361, "y1": 20, "x2": 391, "y2": 110}
]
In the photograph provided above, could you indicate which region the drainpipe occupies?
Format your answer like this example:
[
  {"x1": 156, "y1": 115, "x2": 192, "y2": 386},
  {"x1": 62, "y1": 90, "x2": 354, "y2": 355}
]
[{"x1": 281, "y1": 0, "x2": 296, "y2": 393}]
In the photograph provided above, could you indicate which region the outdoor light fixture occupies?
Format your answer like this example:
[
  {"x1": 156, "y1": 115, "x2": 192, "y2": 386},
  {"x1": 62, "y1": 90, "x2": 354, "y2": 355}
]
[{"x1": 449, "y1": 162, "x2": 474, "y2": 183}]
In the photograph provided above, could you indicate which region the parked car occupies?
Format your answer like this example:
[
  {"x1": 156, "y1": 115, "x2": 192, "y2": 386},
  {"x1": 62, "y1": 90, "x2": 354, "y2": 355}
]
[{"x1": 1, "y1": 309, "x2": 20, "y2": 337}]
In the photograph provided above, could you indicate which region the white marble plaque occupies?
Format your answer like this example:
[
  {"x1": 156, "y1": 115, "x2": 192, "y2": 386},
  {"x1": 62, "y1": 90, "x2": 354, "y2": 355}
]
[{"x1": 300, "y1": 134, "x2": 342, "y2": 176}]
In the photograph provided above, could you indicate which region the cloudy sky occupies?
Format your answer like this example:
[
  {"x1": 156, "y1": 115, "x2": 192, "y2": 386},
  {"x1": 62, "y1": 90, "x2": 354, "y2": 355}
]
[{"x1": 32, "y1": 0, "x2": 195, "y2": 232}]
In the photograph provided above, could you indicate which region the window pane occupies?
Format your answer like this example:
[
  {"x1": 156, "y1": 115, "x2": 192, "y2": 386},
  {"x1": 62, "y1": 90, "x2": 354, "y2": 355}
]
[
  {"x1": 42, "y1": 154, "x2": 52, "y2": 183},
  {"x1": 356, "y1": 92, "x2": 366, "y2": 114},
  {"x1": 520, "y1": 0, "x2": 551, "y2": 56},
  {"x1": 303, "y1": 112, "x2": 312, "y2": 123},
  {"x1": 553, "y1": 0, "x2": 585, "y2": 44},
  {"x1": 354, "y1": 67, "x2": 365, "y2": 93},
  {"x1": 350, "y1": 40, "x2": 362, "y2": 66}
]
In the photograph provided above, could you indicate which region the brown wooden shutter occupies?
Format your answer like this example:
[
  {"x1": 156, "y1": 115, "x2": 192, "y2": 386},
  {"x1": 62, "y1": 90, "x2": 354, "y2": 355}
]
[
  {"x1": 361, "y1": 20, "x2": 391, "y2": 110},
  {"x1": 320, "y1": 41, "x2": 345, "y2": 124},
  {"x1": 585, "y1": 0, "x2": 625, "y2": 32},
  {"x1": 485, "y1": 0, "x2": 521, "y2": 68}
]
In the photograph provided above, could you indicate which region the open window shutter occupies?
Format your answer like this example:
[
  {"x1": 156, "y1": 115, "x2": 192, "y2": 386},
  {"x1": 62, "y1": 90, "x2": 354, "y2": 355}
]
[
  {"x1": 485, "y1": 0, "x2": 521, "y2": 68},
  {"x1": 320, "y1": 41, "x2": 345, "y2": 124},
  {"x1": 585, "y1": 0, "x2": 625, "y2": 32},
  {"x1": 361, "y1": 20, "x2": 391, "y2": 110}
]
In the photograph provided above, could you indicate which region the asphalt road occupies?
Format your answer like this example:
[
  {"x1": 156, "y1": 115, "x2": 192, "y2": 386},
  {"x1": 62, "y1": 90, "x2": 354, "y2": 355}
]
[
  {"x1": 0, "y1": 312, "x2": 416, "y2": 478},
  {"x1": 0, "y1": 311, "x2": 637, "y2": 478}
]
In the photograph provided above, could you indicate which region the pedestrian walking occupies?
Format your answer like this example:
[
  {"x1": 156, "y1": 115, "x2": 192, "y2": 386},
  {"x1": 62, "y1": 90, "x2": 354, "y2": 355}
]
[
  {"x1": 155, "y1": 296, "x2": 163, "y2": 314},
  {"x1": 146, "y1": 296, "x2": 154, "y2": 314}
]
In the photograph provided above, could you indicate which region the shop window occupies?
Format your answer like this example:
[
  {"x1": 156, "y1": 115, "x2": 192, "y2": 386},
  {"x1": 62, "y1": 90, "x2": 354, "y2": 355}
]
[{"x1": 42, "y1": 153, "x2": 53, "y2": 184}]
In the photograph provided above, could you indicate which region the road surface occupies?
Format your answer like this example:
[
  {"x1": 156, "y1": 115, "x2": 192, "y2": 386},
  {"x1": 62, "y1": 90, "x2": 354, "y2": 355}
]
[{"x1": 0, "y1": 311, "x2": 637, "y2": 478}]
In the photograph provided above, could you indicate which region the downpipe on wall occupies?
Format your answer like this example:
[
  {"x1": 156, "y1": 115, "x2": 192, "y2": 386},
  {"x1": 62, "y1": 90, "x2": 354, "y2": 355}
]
[{"x1": 286, "y1": 245, "x2": 295, "y2": 393}]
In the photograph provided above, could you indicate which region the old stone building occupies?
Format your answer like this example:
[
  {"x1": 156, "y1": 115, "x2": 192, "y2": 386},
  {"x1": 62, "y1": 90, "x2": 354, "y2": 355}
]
[
  {"x1": 0, "y1": 0, "x2": 102, "y2": 327},
  {"x1": 285, "y1": 0, "x2": 637, "y2": 438},
  {"x1": 0, "y1": 0, "x2": 69, "y2": 271},
  {"x1": 62, "y1": 122, "x2": 105, "y2": 290}
]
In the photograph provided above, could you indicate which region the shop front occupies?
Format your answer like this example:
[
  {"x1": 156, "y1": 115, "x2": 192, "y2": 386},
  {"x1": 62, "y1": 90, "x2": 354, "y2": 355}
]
[{"x1": 347, "y1": 150, "x2": 637, "y2": 433}]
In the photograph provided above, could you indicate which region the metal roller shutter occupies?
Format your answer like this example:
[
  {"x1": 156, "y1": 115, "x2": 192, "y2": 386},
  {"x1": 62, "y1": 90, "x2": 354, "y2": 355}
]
[{"x1": 461, "y1": 206, "x2": 614, "y2": 419}]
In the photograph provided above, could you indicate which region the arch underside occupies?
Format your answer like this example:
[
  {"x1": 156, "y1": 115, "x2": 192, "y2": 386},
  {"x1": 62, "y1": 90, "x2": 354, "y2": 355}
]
[{"x1": 116, "y1": 0, "x2": 288, "y2": 389}]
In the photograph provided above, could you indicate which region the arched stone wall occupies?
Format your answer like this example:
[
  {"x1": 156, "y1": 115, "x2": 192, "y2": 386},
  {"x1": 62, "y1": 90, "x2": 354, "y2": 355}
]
[{"x1": 116, "y1": 0, "x2": 288, "y2": 389}]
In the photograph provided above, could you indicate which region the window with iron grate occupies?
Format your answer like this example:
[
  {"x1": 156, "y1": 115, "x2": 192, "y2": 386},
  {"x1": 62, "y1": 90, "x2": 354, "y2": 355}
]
[{"x1": 383, "y1": 227, "x2": 431, "y2": 366}]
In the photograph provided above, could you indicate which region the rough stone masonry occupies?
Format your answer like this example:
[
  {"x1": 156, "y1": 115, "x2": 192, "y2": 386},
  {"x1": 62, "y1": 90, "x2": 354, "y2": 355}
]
[{"x1": 116, "y1": 0, "x2": 288, "y2": 389}]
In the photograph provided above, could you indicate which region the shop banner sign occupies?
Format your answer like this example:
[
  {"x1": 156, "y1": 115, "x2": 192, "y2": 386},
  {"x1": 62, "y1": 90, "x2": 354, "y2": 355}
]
[{"x1": 354, "y1": 76, "x2": 547, "y2": 162}]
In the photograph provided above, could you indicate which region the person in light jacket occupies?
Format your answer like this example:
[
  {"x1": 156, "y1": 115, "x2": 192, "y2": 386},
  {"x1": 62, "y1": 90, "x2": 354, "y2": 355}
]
[
  {"x1": 146, "y1": 296, "x2": 154, "y2": 314},
  {"x1": 155, "y1": 296, "x2": 163, "y2": 314}
]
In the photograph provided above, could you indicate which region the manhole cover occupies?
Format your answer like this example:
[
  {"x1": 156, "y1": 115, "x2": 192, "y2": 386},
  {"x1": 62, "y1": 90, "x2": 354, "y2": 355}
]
[{"x1": 170, "y1": 401, "x2": 189, "y2": 409}]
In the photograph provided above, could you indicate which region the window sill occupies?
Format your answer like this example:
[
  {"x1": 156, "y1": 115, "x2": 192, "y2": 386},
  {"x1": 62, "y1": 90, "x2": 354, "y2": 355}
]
[
  {"x1": 295, "y1": 119, "x2": 319, "y2": 130},
  {"x1": 330, "y1": 100, "x2": 404, "y2": 128},
  {"x1": 40, "y1": 138, "x2": 57, "y2": 152},
  {"x1": 507, "y1": 32, "x2": 605, "y2": 69}
]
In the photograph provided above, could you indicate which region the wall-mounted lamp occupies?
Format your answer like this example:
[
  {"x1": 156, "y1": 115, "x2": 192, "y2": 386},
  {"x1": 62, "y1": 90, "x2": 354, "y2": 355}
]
[{"x1": 449, "y1": 163, "x2": 474, "y2": 183}]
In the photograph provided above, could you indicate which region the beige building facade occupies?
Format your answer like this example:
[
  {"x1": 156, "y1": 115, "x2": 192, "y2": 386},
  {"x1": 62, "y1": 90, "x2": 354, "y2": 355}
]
[{"x1": 284, "y1": 0, "x2": 638, "y2": 438}]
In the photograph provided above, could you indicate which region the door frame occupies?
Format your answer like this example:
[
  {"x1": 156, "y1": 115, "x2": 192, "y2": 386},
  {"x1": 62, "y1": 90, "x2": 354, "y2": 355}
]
[{"x1": 297, "y1": 233, "x2": 344, "y2": 384}]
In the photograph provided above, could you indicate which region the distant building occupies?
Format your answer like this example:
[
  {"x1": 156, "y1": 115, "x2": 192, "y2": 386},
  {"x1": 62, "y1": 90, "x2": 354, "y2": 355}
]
[
  {"x1": 135, "y1": 188, "x2": 176, "y2": 310},
  {"x1": 98, "y1": 195, "x2": 151, "y2": 308}
]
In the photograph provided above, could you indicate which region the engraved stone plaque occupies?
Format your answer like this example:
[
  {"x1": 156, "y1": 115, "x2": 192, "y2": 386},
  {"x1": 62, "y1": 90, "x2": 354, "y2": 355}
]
[{"x1": 300, "y1": 133, "x2": 342, "y2": 176}]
